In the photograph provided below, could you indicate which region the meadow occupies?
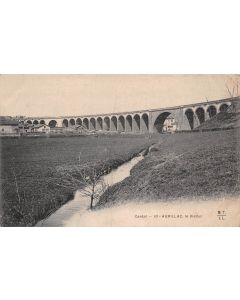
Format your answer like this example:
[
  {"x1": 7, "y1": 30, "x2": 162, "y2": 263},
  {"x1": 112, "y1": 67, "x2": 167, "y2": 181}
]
[
  {"x1": 96, "y1": 129, "x2": 240, "y2": 208},
  {"x1": 1, "y1": 129, "x2": 239, "y2": 226},
  {"x1": 0, "y1": 134, "x2": 158, "y2": 226}
]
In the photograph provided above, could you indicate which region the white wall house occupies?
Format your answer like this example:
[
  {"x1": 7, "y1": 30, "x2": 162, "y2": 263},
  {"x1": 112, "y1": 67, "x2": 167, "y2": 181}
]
[
  {"x1": 163, "y1": 116, "x2": 177, "y2": 133},
  {"x1": 31, "y1": 124, "x2": 51, "y2": 133},
  {"x1": 0, "y1": 118, "x2": 19, "y2": 135}
]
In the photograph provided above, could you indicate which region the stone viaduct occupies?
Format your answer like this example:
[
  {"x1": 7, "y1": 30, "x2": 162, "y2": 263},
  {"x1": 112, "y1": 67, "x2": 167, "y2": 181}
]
[{"x1": 24, "y1": 97, "x2": 236, "y2": 133}]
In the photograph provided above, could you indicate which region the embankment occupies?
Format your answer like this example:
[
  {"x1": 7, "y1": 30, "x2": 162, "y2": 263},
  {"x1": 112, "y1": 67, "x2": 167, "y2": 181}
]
[
  {"x1": 35, "y1": 142, "x2": 153, "y2": 226},
  {"x1": 95, "y1": 129, "x2": 240, "y2": 209}
]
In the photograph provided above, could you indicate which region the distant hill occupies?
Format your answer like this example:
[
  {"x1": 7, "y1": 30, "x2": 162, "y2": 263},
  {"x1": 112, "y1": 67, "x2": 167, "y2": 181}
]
[{"x1": 195, "y1": 99, "x2": 240, "y2": 130}]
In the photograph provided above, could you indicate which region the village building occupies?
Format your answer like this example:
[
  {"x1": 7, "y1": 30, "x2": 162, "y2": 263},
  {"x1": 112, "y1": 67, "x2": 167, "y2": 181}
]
[
  {"x1": 30, "y1": 124, "x2": 51, "y2": 133},
  {"x1": 0, "y1": 117, "x2": 20, "y2": 135},
  {"x1": 163, "y1": 115, "x2": 177, "y2": 133},
  {"x1": 18, "y1": 121, "x2": 31, "y2": 133}
]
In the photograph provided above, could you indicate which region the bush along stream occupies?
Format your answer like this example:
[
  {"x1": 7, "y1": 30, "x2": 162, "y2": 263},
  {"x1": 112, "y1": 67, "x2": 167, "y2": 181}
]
[{"x1": 36, "y1": 145, "x2": 153, "y2": 226}]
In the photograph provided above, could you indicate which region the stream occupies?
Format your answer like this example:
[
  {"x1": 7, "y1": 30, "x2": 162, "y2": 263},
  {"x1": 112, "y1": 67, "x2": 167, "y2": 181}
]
[{"x1": 36, "y1": 152, "x2": 145, "y2": 226}]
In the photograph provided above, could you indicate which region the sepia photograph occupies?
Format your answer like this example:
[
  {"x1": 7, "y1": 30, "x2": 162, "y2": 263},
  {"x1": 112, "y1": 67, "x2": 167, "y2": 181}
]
[
  {"x1": 1, "y1": 1, "x2": 240, "y2": 300},
  {"x1": 0, "y1": 74, "x2": 239, "y2": 227}
]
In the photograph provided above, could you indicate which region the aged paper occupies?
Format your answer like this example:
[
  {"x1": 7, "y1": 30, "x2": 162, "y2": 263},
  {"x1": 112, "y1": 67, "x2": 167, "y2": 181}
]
[{"x1": 0, "y1": 75, "x2": 239, "y2": 227}]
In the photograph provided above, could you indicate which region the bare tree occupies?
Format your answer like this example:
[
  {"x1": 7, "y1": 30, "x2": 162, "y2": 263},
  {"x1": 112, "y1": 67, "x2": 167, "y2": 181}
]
[
  {"x1": 76, "y1": 164, "x2": 109, "y2": 209},
  {"x1": 55, "y1": 162, "x2": 109, "y2": 209},
  {"x1": 226, "y1": 79, "x2": 240, "y2": 98}
]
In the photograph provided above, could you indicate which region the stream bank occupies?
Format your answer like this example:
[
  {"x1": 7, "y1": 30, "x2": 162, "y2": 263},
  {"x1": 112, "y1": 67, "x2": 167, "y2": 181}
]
[
  {"x1": 36, "y1": 146, "x2": 152, "y2": 226},
  {"x1": 94, "y1": 130, "x2": 240, "y2": 210}
]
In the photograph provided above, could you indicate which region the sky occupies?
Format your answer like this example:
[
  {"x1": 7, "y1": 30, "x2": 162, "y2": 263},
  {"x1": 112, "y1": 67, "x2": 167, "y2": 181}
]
[{"x1": 0, "y1": 75, "x2": 239, "y2": 117}]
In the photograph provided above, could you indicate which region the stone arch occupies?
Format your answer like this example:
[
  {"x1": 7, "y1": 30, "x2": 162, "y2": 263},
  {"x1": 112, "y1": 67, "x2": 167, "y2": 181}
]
[
  {"x1": 141, "y1": 113, "x2": 149, "y2": 132},
  {"x1": 118, "y1": 115, "x2": 125, "y2": 132},
  {"x1": 195, "y1": 107, "x2": 205, "y2": 124},
  {"x1": 33, "y1": 120, "x2": 39, "y2": 125},
  {"x1": 185, "y1": 109, "x2": 194, "y2": 130},
  {"x1": 125, "y1": 115, "x2": 132, "y2": 132},
  {"x1": 103, "y1": 117, "x2": 110, "y2": 131},
  {"x1": 111, "y1": 116, "x2": 117, "y2": 131},
  {"x1": 49, "y1": 120, "x2": 57, "y2": 128},
  {"x1": 219, "y1": 103, "x2": 229, "y2": 112},
  {"x1": 26, "y1": 120, "x2": 32, "y2": 124},
  {"x1": 133, "y1": 114, "x2": 140, "y2": 133},
  {"x1": 83, "y1": 118, "x2": 89, "y2": 129},
  {"x1": 96, "y1": 117, "x2": 103, "y2": 130},
  {"x1": 62, "y1": 119, "x2": 69, "y2": 127},
  {"x1": 76, "y1": 118, "x2": 82, "y2": 126},
  {"x1": 153, "y1": 112, "x2": 172, "y2": 133},
  {"x1": 90, "y1": 118, "x2": 96, "y2": 130},
  {"x1": 69, "y1": 118, "x2": 75, "y2": 126},
  {"x1": 207, "y1": 105, "x2": 217, "y2": 118},
  {"x1": 40, "y1": 120, "x2": 45, "y2": 125}
]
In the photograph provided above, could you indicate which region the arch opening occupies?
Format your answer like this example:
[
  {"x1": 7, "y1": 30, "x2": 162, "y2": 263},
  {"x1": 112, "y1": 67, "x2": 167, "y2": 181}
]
[
  {"x1": 118, "y1": 116, "x2": 125, "y2": 132},
  {"x1": 111, "y1": 116, "x2": 117, "y2": 131},
  {"x1": 185, "y1": 109, "x2": 194, "y2": 130},
  {"x1": 154, "y1": 112, "x2": 172, "y2": 133},
  {"x1": 220, "y1": 103, "x2": 229, "y2": 112},
  {"x1": 96, "y1": 117, "x2": 103, "y2": 130},
  {"x1": 26, "y1": 120, "x2": 32, "y2": 124},
  {"x1": 90, "y1": 118, "x2": 96, "y2": 130},
  {"x1": 69, "y1": 119, "x2": 75, "y2": 126},
  {"x1": 40, "y1": 120, "x2": 45, "y2": 125},
  {"x1": 103, "y1": 117, "x2": 110, "y2": 131},
  {"x1": 62, "y1": 119, "x2": 69, "y2": 127},
  {"x1": 207, "y1": 105, "x2": 217, "y2": 118},
  {"x1": 141, "y1": 113, "x2": 149, "y2": 132},
  {"x1": 49, "y1": 120, "x2": 57, "y2": 128},
  {"x1": 195, "y1": 107, "x2": 205, "y2": 124},
  {"x1": 76, "y1": 118, "x2": 82, "y2": 126},
  {"x1": 133, "y1": 114, "x2": 140, "y2": 133},
  {"x1": 125, "y1": 115, "x2": 132, "y2": 132},
  {"x1": 33, "y1": 120, "x2": 39, "y2": 125},
  {"x1": 83, "y1": 118, "x2": 89, "y2": 130}
]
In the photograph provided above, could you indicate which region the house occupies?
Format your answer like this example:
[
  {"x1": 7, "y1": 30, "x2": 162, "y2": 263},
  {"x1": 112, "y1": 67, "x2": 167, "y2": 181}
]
[
  {"x1": 30, "y1": 124, "x2": 51, "y2": 133},
  {"x1": 18, "y1": 123, "x2": 33, "y2": 133},
  {"x1": 163, "y1": 116, "x2": 178, "y2": 133},
  {"x1": 0, "y1": 117, "x2": 20, "y2": 135}
]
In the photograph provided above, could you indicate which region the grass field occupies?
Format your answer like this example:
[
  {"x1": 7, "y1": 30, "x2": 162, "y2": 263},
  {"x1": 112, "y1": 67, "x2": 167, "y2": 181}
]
[
  {"x1": 1, "y1": 127, "x2": 239, "y2": 226},
  {"x1": 96, "y1": 129, "x2": 240, "y2": 208},
  {"x1": 0, "y1": 135, "x2": 157, "y2": 226}
]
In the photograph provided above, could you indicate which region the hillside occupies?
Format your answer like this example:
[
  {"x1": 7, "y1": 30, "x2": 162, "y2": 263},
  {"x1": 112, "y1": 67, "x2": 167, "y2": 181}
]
[
  {"x1": 195, "y1": 99, "x2": 240, "y2": 131},
  {"x1": 96, "y1": 129, "x2": 240, "y2": 209}
]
